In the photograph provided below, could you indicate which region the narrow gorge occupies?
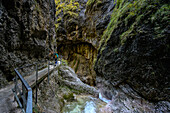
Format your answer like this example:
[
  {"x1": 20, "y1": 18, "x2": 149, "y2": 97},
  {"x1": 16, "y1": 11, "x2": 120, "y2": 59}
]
[{"x1": 0, "y1": 0, "x2": 169, "y2": 112}]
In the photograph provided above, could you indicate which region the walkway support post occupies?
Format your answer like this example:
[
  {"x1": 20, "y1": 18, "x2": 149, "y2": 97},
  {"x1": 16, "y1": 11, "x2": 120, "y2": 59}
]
[
  {"x1": 12, "y1": 59, "x2": 53, "y2": 112},
  {"x1": 22, "y1": 83, "x2": 26, "y2": 110},
  {"x1": 26, "y1": 88, "x2": 32, "y2": 113},
  {"x1": 48, "y1": 61, "x2": 49, "y2": 84},
  {"x1": 13, "y1": 69, "x2": 33, "y2": 113},
  {"x1": 14, "y1": 76, "x2": 18, "y2": 101},
  {"x1": 35, "y1": 64, "x2": 38, "y2": 104}
]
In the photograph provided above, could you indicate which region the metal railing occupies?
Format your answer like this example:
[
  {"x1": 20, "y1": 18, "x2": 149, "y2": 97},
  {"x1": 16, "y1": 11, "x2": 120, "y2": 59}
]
[
  {"x1": 12, "y1": 55, "x2": 63, "y2": 113},
  {"x1": 12, "y1": 69, "x2": 32, "y2": 113},
  {"x1": 12, "y1": 60, "x2": 50, "y2": 113}
]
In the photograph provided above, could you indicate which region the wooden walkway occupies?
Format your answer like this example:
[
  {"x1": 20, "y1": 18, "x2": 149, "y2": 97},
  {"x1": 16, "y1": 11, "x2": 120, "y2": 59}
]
[{"x1": 0, "y1": 65, "x2": 55, "y2": 113}]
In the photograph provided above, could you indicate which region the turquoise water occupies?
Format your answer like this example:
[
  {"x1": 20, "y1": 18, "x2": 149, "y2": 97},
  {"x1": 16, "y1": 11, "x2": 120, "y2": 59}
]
[{"x1": 62, "y1": 95, "x2": 106, "y2": 113}]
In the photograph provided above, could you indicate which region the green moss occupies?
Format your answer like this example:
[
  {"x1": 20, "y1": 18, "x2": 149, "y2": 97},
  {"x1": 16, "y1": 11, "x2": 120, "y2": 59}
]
[
  {"x1": 55, "y1": 0, "x2": 79, "y2": 13},
  {"x1": 55, "y1": 23, "x2": 59, "y2": 29},
  {"x1": 86, "y1": 0, "x2": 102, "y2": 9},
  {"x1": 86, "y1": 0, "x2": 96, "y2": 6},
  {"x1": 56, "y1": 9, "x2": 62, "y2": 16},
  {"x1": 113, "y1": 48, "x2": 119, "y2": 53},
  {"x1": 151, "y1": 72, "x2": 155, "y2": 75},
  {"x1": 101, "y1": 0, "x2": 130, "y2": 47},
  {"x1": 63, "y1": 92, "x2": 74, "y2": 100},
  {"x1": 57, "y1": 17, "x2": 62, "y2": 22},
  {"x1": 61, "y1": 59, "x2": 68, "y2": 66},
  {"x1": 65, "y1": 11, "x2": 78, "y2": 17},
  {"x1": 74, "y1": 2, "x2": 79, "y2": 7},
  {"x1": 55, "y1": 0, "x2": 80, "y2": 29},
  {"x1": 93, "y1": 57, "x2": 97, "y2": 65},
  {"x1": 120, "y1": 23, "x2": 136, "y2": 45},
  {"x1": 34, "y1": 0, "x2": 42, "y2": 13},
  {"x1": 33, "y1": 106, "x2": 39, "y2": 113},
  {"x1": 99, "y1": 0, "x2": 168, "y2": 53},
  {"x1": 58, "y1": 82, "x2": 82, "y2": 95},
  {"x1": 73, "y1": 59, "x2": 76, "y2": 66},
  {"x1": 152, "y1": 4, "x2": 170, "y2": 38},
  {"x1": 11, "y1": 71, "x2": 16, "y2": 77},
  {"x1": 75, "y1": 59, "x2": 80, "y2": 73},
  {"x1": 97, "y1": 1, "x2": 102, "y2": 5}
]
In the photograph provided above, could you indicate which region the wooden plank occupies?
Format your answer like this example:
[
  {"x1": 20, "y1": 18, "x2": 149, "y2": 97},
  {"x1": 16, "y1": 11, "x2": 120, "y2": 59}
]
[
  {"x1": 30, "y1": 67, "x2": 55, "y2": 89},
  {"x1": 12, "y1": 64, "x2": 55, "y2": 113}
]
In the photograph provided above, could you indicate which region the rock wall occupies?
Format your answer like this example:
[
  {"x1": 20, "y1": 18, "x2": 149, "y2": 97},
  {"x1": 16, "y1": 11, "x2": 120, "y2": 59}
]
[
  {"x1": 55, "y1": 0, "x2": 114, "y2": 86},
  {"x1": 36, "y1": 65, "x2": 99, "y2": 112},
  {"x1": 95, "y1": 0, "x2": 170, "y2": 101},
  {"x1": 0, "y1": 0, "x2": 56, "y2": 88}
]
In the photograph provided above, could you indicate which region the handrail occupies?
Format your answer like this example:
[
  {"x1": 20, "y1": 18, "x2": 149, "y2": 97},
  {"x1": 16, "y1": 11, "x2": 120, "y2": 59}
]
[
  {"x1": 12, "y1": 57, "x2": 61, "y2": 112},
  {"x1": 12, "y1": 60, "x2": 50, "y2": 113},
  {"x1": 14, "y1": 68, "x2": 33, "y2": 113},
  {"x1": 26, "y1": 89, "x2": 32, "y2": 113},
  {"x1": 14, "y1": 69, "x2": 31, "y2": 90}
]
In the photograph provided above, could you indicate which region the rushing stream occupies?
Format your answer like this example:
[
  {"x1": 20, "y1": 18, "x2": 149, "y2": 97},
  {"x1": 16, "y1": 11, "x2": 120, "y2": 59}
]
[
  {"x1": 36, "y1": 65, "x2": 169, "y2": 113},
  {"x1": 99, "y1": 93, "x2": 111, "y2": 104},
  {"x1": 62, "y1": 95, "x2": 106, "y2": 113},
  {"x1": 58, "y1": 66, "x2": 158, "y2": 113}
]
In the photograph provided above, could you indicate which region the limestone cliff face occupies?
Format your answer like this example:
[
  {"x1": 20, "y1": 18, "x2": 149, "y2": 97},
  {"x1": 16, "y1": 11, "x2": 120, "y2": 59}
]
[
  {"x1": 55, "y1": 0, "x2": 114, "y2": 85},
  {"x1": 95, "y1": 0, "x2": 170, "y2": 101},
  {"x1": 0, "y1": 0, "x2": 56, "y2": 88}
]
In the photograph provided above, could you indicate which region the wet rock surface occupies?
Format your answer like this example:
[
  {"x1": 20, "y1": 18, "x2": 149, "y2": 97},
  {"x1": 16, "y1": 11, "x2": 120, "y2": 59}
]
[
  {"x1": 62, "y1": 95, "x2": 106, "y2": 113},
  {"x1": 55, "y1": 0, "x2": 114, "y2": 85},
  {"x1": 0, "y1": 0, "x2": 169, "y2": 112},
  {"x1": 36, "y1": 65, "x2": 169, "y2": 113},
  {"x1": 95, "y1": 0, "x2": 170, "y2": 102},
  {"x1": 58, "y1": 66, "x2": 99, "y2": 96},
  {"x1": 0, "y1": 0, "x2": 56, "y2": 87},
  {"x1": 36, "y1": 65, "x2": 99, "y2": 112},
  {"x1": 98, "y1": 81, "x2": 170, "y2": 113}
]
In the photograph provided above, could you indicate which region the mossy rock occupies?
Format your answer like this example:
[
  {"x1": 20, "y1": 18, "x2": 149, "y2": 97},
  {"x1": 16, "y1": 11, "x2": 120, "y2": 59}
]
[
  {"x1": 63, "y1": 92, "x2": 74, "y2": 100},
  {"x1": 95, "y1": 0, "x2": 170, "y2": 101}
]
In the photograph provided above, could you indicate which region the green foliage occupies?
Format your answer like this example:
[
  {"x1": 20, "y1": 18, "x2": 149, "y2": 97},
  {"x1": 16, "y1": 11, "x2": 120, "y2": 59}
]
[
  {"x1": 113, "y1": 48, "x2": 119, "y2": 53},
  {"x1": 152, "y1": 4, "x2": 170, "y2": 38},
  {"x1": 73, "y1": 58, "x2": 77, "y2": 66},
  {"x1": 86, "y1": 0, "x2": 96, "y2": 6},
  {"x1": 33, "y1": 105, "x2": 39, "y2": 113},
  {"x1": 55, "y1": 23, "x2": 59, "y2": 29},
  {"x1": 61, "y1": 59, "x2": 68, "y2": 66},
  {"x1": 57, "y1": 17, "x2": 62, "y2": 22},
  {"x1": 100, "y1": 0, "x2": 168, "y2": 51},
  {"x1": 55, "y1": 0, "x2": 80, "y2": 17},
  {"x1": 100, "y1": 0, "x2": 130, "y2": 48},
  {"x1": 63, "y1": 92, "x2": 74, "y2": 100},
  {"x1": 67, "y1": 11, "x2": 78, "y2": 17},
  {"x1": 33, "y1": 0, "x2": 42, "y2": 14},
  {"x1": 55, "y1": 0, "x2": 80, "y2": 29},
  {"x1": 75, "y1": 59, "x2": 80, "y2": 73},
  {"x1": 86, "y1": 0, "x2": 102, "y2": 10}
]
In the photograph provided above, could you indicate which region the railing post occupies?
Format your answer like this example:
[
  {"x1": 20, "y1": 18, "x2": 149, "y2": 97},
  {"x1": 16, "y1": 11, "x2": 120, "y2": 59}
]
[
  {"x1": 13, "y1": 68, "x2": 33, "y2": 113},
  {"x1": 35, "y1": 64, "x2": 38, "y2": 104},
  {"x1": 48, "y1": 61, "x2": 49, "y2": 84},
  {"x1": 15, "y1": 76, "x2": 18, "y2": 95},
  {"x1": 26, "y1": 89, "x2": 32, "y2": 113},
  {"x1": 22, "y1": 84, "x2": 26, "y2": 110},
  {"x1": 14, "y1": 75, "x2": 18, "y2": 101}
]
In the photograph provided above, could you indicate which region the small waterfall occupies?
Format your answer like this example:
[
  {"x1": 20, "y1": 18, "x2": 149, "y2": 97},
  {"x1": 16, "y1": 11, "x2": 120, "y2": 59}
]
[
  {"x1": 83, "y1": 101, "x2": 96, "y2": 113},
  {"x1": 99, "y1": 93, "x2": 111, "y2": 103}
]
